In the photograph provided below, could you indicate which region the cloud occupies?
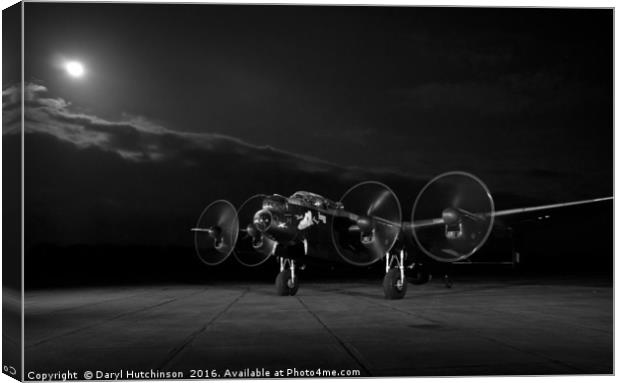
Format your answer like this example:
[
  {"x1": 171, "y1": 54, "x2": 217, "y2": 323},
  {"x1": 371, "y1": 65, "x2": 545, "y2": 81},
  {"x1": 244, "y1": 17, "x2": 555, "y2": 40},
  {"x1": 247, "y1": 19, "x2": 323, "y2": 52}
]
[
  {"x1": 5, "y1": 82, "x2": 427, "y2": 189},
  {"x1": 2, "y1": 84, "x2": 432, "y2": 247},
  {"x1": 2, "y1": 85, "x2": 23, "y2": 133},
  {"x1": 3, "y1": 83, "x2": 353, "y2": 174}
]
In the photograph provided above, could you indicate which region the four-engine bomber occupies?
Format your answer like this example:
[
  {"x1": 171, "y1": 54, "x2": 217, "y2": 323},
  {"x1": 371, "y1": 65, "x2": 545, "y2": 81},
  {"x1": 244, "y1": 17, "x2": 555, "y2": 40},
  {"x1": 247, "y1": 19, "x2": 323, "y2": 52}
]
[{"x1": 192, "y1": 171, "x2": 611, "y2": 299}]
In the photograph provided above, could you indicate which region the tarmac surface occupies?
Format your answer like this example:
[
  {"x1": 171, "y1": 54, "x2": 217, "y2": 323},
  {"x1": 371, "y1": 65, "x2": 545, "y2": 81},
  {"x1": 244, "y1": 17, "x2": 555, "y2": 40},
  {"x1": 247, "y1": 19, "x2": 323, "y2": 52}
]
[{"x1": 24, "y1": 277, "x2": 612, "y2": 378}]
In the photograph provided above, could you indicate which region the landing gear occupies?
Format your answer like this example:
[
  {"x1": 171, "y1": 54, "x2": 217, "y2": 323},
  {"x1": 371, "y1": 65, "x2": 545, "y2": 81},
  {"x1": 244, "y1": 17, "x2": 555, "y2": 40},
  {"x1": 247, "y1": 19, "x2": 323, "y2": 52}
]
[
  {"x1": 275, "y1": 257, "x2": 299, "y2": 296},
  {"x1": 383, "y1": 249, "x2": 407, "y2": 299}
]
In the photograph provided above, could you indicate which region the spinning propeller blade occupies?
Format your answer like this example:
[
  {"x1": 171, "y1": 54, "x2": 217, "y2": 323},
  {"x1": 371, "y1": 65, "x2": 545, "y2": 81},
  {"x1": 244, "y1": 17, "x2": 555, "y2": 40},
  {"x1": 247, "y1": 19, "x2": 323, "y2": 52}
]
[
  {"x1": 331, "y1": 181, "x2": 401, "y2": 266},
  {"x1": 233, "y1": 194, "x2": 277, "y2": 267},
  {"x1": 193, "y1": 200, "x2": 239, "y2": 266},
  {"x1": 411, "y1": 171, "x2": 494, "y2": 262}
]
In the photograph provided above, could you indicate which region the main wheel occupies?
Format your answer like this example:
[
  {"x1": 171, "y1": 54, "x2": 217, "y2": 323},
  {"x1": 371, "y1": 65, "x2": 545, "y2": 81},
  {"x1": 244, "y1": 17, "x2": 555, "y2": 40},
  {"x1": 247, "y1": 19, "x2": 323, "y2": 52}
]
[
  {"x1": 383, "y1": 268, "x2": 407, "y2": 300},
  {"x1": 275, "y1": 269, "x2": 299, "y2": 296}
]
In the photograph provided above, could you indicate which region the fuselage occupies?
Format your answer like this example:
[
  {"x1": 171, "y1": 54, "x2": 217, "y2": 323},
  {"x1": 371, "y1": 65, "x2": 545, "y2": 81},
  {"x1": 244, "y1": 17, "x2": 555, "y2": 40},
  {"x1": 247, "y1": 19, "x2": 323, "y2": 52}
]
[{"x1": 251, "y1": 192, "x2": 345, "y2": 261}]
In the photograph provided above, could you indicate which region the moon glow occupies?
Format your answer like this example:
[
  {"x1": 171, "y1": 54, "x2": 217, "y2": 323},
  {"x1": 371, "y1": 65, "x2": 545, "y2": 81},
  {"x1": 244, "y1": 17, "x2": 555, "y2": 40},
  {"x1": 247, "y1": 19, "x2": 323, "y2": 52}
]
[{"x1": 65, "y1": 61, "x2": 85, "y2": 77}]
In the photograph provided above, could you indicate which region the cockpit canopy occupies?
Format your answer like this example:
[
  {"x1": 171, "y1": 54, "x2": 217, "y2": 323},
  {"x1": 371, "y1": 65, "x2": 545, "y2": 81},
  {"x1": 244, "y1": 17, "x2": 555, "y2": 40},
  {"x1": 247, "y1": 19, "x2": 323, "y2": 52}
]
[
  {"x1": 288, "y1": 191, "x2": 343, "y2": 210},
  {"x1": 262, "y1": 194, "x2": 288, "y2": 210}
]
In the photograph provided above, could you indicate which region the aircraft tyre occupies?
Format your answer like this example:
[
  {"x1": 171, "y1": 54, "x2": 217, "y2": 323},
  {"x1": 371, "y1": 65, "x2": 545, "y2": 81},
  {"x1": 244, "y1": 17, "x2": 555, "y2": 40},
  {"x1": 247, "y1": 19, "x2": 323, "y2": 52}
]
[
  {"x1": 275, "y1": 269, "x2": 299, "y2": 296},
  {"x1": 383, "y1": 268, "x2": 407, "y2": 300}
]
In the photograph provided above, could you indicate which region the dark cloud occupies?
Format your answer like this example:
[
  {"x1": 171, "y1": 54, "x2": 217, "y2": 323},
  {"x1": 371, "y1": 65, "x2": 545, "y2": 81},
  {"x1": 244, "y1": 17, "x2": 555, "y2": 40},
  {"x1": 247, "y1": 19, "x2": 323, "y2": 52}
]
[
  {"x1": 6, "y1": 83, "x2": 366, "y2": 174},
  {"x1": 2, "y1": 85, "x2": 23, "y2": 132},
  {"x1": 5, "y1": 83, "x2": 435, "y2": 247}
]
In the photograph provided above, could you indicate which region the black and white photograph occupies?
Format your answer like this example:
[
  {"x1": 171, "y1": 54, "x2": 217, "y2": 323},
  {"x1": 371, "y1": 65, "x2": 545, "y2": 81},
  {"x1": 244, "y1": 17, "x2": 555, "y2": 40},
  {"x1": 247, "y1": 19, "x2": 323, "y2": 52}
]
[{"x1": 1, "y1": 1, "x2": 615, "y2": 380}]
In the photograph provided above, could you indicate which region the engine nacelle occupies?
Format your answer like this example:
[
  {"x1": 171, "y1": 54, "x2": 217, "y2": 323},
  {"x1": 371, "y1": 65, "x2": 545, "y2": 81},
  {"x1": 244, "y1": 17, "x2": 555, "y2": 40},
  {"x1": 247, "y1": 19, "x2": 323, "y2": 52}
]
[
  {"x1": 253, "y1": 208, "x2": 297, "y2": 244},
  {"x1": 331, "y1": 181, "x2": 402, "y2": 266},
  {"x1": 233, "y1": 194, "x2": 278, "y2": 267},
  {"x1": 412, "y1": 172, "x2": 494, "y2": 263}
]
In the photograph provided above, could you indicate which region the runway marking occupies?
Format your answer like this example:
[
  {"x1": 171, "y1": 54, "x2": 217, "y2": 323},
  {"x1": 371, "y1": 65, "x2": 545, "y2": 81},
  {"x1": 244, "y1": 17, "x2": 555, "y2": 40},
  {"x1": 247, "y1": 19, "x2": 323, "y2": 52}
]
[
  {"x1": 157, "y1": 288, "x2": 249, "y2": 370},
  {"x1": 25, "y1": 287, "x2": 210, "y2": 349},
  {"x1": 26, "y1": 287, "x2": 163, "y2": 316},
  {"x1": 317, "y1": 286, "x2": 591, "y2": 374},
  {"x1": 316, "y1": 281, "x2": 537, "y2": 299},
  {"x1": 342, "y1": 279, "x2": 612, "y2": 334},
  {"x1": 308, "y1": 285, "x2": 444, "y2": 325},
  {"x1": 456, "y1": 329, "x2": 589, "y2": 374},
  {"x1": 296, "y1": 296, "x2": 372, "y2": 376},
  {"x1": 481, "y1": 303, "x2": 612, "y2": 334},
  {"x1": 313, "y1": 281, "x2": 613, "y2": 333}
]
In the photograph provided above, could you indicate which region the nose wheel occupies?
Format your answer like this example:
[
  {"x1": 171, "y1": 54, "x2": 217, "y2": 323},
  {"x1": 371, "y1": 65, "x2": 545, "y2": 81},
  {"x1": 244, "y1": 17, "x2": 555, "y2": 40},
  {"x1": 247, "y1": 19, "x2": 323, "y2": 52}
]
[
  {"x1": 383, "y1": 249, "x2": 407, "y2": 299},
  {"x1": 275, "y1": 257, "x2": 299, "y2": 296}
]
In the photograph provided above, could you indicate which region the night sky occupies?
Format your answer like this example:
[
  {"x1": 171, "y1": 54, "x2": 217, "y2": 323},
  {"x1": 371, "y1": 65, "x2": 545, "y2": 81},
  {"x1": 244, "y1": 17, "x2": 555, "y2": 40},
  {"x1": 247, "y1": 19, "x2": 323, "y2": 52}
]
[{"x1": 3, "y1": 4, "x2": 613, "y2": 249}]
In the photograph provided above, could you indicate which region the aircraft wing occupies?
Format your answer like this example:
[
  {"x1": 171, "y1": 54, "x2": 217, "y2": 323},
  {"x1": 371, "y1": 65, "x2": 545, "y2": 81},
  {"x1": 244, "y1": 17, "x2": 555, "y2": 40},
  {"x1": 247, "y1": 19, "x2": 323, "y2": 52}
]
[
  {"x1": 491, "y1": 197, "x2": 612, "y2": 217},
  {"x1": 410, "y1": 196, "x2": 612, "y2": 229},
  {"x1": 320, "y1": 196, "x2": 612, "y2": 229}
]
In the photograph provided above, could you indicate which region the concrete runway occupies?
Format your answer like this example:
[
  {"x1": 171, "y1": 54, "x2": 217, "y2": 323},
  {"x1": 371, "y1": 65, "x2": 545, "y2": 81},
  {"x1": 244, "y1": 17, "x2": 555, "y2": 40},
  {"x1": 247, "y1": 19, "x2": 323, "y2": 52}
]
[{"x1": 24, "y1": 278, "x2": 612, "y2": 378}]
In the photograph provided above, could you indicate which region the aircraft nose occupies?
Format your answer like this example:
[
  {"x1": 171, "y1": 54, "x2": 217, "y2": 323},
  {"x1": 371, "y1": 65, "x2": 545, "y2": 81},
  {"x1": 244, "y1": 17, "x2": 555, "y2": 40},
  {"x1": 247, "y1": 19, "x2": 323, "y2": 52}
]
[{"x1": 253, "y1": 209, "x2": 273, "y2": 232}]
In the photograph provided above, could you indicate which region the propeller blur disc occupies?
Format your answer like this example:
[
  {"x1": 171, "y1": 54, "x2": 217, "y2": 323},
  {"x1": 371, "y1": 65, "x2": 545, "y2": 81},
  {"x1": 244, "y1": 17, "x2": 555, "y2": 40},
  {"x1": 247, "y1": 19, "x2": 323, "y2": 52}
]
[
  {"x1": 194, "y1": 200, "x2": 239, "y2": 266},
  {"x1": 411, "y1": 171, "x2": 494, "y2": 262},
  {"x1": 331, "y1": 181, "x2": 401, "y2": 266},
  {"x1": 234, "y1": 194, "x2": 277, "y2": 267}
]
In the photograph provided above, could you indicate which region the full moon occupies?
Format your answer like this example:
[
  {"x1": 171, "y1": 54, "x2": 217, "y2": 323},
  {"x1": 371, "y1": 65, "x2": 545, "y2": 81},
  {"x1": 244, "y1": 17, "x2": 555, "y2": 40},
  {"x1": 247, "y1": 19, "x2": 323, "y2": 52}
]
[{"x1": 65, "y1": 61, "x2": 85, "y2": 77}]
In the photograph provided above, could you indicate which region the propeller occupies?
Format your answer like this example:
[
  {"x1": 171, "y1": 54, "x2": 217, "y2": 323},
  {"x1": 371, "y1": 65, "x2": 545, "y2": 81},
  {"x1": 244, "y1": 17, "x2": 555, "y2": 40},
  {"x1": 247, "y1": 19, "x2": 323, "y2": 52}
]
[
  {"x1": 331, "y1": 181, "x2": 402, "y2": 266},
  {"x1": 411, "y1": 171, "x2": 494, "y2": 262},
  {"x1": 193, "y1": 200, "x2": 239, "y2": 266},
  {"x1": 233, "y1": 194, "x2": 278, "y2": 267}
]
